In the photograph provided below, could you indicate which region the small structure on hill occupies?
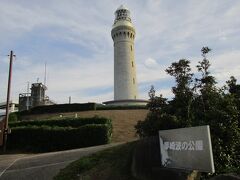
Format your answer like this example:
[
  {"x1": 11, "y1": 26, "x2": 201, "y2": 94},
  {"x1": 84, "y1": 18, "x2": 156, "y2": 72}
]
[
  {"x1": 19, "y1": 82, "x2": 55, "y2": 111},
  {"x1": 0, "y1": 100, "x2": 18, "y2": 113}
]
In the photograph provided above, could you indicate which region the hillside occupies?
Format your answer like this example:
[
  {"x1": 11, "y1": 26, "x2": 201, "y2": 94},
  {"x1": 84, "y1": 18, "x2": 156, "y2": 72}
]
[{"x1": 21, "y1": 109, "x2": 149, "y2": 142}]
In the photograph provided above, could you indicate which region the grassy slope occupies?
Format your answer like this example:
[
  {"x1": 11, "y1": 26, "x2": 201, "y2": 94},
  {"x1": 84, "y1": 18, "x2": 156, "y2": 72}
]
[
  {"x1": 21, "y1": 110, "x2": 149, "y2": 143},
  {"x1": 54, "y1": 142, "x2": 137, "y2": 180}
]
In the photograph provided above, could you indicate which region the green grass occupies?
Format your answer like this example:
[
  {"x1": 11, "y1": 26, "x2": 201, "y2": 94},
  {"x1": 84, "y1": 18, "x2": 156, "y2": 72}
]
[{"x1": 54, "y1": 142, "x2": 137, "y2": 180}]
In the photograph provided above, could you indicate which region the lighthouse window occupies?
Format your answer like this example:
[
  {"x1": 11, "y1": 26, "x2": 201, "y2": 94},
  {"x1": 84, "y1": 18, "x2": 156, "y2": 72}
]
[
  {"x1": 133, "y1": 78, "x2": 135, "y2": 84},
  {"x1": 130, "y1": 45, "x2": 132, "y2": 51},
  {"x1": 132, "y1": 61, "x2": 134, "y2": 67}
]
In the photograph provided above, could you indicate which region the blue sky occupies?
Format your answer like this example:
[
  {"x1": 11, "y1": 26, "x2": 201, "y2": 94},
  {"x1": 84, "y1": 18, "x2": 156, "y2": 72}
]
[{"x1": 0, "y1": 0, "x2": 240, "y2": 104}]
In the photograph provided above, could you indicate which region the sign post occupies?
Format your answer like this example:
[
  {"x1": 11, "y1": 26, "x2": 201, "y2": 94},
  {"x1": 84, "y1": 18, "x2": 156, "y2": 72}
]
[{"x1": 159, "y1": 125, "x2": 215, "y2": 173}]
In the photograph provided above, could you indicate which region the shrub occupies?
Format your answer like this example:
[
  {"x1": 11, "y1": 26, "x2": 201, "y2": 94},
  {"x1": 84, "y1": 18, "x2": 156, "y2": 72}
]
[
  {"x1": 96, "y1": 105, "x2": 147, "y2": 110},
  {"x1": 8, "y1": 113, "x2": 18, "y2": 122},
  {"x1": 19, "y1": 103, "x2": 96, "y2": 115},
  {"x1": 7, "y1": 124, "x2": 112, "y2": 152},
  {"x1": 7, "y1": 116, "x2": 112, "y2": 152},
  {"x1": 9, "y1": 116, "x2": 111, "y2": 128}
]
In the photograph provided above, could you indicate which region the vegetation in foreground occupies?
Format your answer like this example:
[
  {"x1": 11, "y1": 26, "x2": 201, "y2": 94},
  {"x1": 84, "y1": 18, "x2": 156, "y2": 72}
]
[
  {"x1": 54, "y1": 142, "x2": 137, "y2": 180},
  {"x1": 135, "y1": 47, "x2": 240, "y2": 176},
  {"x1": 6, "y1": 116, "x2": 112, "y2": 152}
]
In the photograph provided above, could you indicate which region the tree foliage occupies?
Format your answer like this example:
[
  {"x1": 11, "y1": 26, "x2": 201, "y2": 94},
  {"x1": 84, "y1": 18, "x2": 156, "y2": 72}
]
[{"x1": 135, "y1": 47, "x2": 240, "y2": 175}]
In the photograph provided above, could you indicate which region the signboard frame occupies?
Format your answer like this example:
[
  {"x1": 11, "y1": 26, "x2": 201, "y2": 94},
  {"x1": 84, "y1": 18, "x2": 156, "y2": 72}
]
[{"x1": 159, "y1": 125, "x2": 215, "y2": 173}]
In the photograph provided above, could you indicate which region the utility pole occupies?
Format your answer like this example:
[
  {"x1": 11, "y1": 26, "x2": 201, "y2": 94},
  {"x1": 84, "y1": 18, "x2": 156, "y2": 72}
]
[
  {"x1": 3, "y1": 50, "x2": 15, "y2": 152},
  {"x1": 26, "y1": 81, "x2": 30, "y2": 110}
]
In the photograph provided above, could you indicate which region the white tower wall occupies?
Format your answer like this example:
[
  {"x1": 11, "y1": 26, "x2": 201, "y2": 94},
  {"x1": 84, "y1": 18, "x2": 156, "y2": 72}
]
[{"x1": 112, "y1": 5, "x2": 138, "y2": 100}]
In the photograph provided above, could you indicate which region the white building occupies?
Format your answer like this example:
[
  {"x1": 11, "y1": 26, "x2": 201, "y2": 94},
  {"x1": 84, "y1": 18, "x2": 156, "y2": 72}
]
[
  {"x1": 0, "y1": 100, "x2": 18, "y2": 115},
  {"x1": 104, "y1": 5, "x2": 148, "y2": 106}
]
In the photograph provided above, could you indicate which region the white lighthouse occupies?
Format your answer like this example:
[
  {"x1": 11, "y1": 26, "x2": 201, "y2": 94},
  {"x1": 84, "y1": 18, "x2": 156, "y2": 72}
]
[
  {"x1": 104, "y1": 5, "x2": 148, "y2": 106},
  {"x1": 112, "y1": 5, "x2": 138, "y2": 100}
]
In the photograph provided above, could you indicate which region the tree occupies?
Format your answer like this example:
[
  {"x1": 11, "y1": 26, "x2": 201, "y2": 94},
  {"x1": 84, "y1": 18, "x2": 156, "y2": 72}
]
[
  {"x1": 136, "y1": 47, "x2": 240, "y2": 175},
  {"x1": 227, "y1": 76, "x2": 240, "y2": 98},
  {"x1": 193, "y1": 47, "x2": 239, "y2": 173},
  {"x1": 166, "y1": 59, "x2": 194, "y2": 126},
  {"x1": 135, "y1": 86, "x2": 179, "y2": 137},
  {"x1": 195, "y1": 47, "x2": 217, "y2": 113}
]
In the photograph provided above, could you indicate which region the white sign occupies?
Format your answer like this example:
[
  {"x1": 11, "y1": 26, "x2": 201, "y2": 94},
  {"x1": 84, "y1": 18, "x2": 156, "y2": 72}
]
[{"x1": 159, "y1": 125, "x2": 215, "y2": 173}]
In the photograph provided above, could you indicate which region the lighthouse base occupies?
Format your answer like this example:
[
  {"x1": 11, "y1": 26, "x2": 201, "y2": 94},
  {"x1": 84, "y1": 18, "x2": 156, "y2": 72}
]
[{"x1": 103, "y1": 99, "x2": 148, "y2": 106}]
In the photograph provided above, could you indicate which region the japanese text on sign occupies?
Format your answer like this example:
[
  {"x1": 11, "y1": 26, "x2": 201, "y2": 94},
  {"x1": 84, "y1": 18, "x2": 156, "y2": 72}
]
[{"x1": 163, "y1": 140, "x2": 203, "y2": 151}]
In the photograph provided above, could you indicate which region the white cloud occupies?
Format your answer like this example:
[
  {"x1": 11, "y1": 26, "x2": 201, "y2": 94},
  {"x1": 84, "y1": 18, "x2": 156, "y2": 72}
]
[
  {"x1": 211, "y1": 50, "x2": 240, "y2": 84},
  {"x1": 144, "y1": 58, "x2": 159, "y2": 68},
  {"x1": 139, "y1": 87, "x2": 173, "y2": 100},
  {"x1": 137, "y1": 63, "x2": 168, "y2": 84}
]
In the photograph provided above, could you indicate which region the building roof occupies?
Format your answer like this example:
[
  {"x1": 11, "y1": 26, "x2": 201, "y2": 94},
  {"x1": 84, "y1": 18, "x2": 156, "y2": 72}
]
[
  {"x1": 0, "y1": 101, "x2": 18, "y2": 108},
  {"x1": 116, "y1": 4, "x2": 129, "y2": 11}
]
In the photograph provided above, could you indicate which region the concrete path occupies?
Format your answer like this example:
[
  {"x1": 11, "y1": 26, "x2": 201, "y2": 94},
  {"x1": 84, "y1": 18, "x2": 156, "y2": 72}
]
[{"x1": 0, "y1": 142, "x2": 124, "y2": 180}]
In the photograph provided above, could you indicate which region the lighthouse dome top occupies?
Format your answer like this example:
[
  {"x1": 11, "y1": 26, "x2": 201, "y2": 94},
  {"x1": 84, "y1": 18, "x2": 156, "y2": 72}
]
[
  {"x1": 112, "y1": 5, "x2": 134, "y2": 29},
  {"x1": 116, "y1": 4, "x2": 129, "y2": 11}
]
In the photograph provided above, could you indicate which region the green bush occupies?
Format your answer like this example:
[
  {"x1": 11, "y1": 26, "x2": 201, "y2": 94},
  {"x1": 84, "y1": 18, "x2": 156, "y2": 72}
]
[
  {"x1": 7, "y1": 124, "x2": 112, "y2": 152},
  {"x1": 7, "y1": 116, "x2": 112, "y2": 152},
  {"x1": 19, "y1": 103, "x2": 96, "y2": 115},
  {"x1": 8, "y1": 113, "x2": 18, "y2": 122},
  {"x1": 9, "y1": 116, "x2": 111, "y2": 128},
  {"x1": 96, "y1": 105, "x2": 147, "y2": 110}
]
